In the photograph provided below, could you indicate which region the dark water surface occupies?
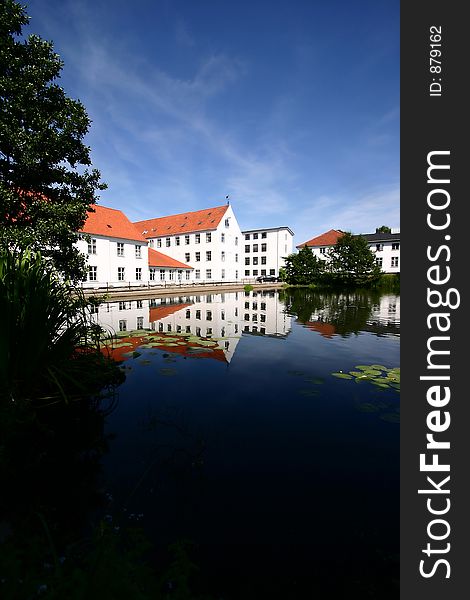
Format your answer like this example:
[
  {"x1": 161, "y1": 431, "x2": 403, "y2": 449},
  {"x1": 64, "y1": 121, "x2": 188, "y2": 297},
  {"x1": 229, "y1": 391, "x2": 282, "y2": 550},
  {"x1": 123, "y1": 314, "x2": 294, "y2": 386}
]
[{"x1": 97, "y1": 288, "x2": 400, "y2": 598}]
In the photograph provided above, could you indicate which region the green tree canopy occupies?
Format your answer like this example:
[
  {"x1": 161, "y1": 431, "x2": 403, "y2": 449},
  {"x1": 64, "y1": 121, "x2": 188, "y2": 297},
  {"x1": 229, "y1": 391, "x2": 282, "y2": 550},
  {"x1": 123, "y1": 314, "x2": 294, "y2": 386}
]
[
  {"x1": 327, "y1": 232, "x2": 381, "y2": 285},
  {"x1": 281, "y1": 245, "x2": 325, "y2": 285},
  {"x1": 375, "y1": 225, "x2": 391, "y2": 233},
  {"x1": 0, "y1": 0, "x2": 105, "y2": 280}
]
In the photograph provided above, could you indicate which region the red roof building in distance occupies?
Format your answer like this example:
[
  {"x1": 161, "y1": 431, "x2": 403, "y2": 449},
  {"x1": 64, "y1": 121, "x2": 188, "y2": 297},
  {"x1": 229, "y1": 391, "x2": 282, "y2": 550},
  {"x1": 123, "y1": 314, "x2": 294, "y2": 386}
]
[
  {"x1": 148, "y1": 248, "x2": 193, "y2": 270},
  {"x1": 81, "y1": 205, "x2": 147, "y2": 242},
  {"x1": 297, "y1": 229, "x2": 344, "y2": 249},
  {"x1": 134, "y1": 205, "x2": 229, "y2": 237}
]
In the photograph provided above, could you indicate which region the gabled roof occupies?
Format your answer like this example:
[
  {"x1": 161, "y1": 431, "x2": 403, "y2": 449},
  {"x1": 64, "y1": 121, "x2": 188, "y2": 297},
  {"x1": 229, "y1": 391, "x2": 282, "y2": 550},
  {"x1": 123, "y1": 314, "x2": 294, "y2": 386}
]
[
  {"x1": 134, "y1": 205, "x2": 229, "y2": 238},
  {"x1": 297, "y1": 229, "x2": 344, "y2": 248},
  {"x1": 148, "y1": 248, "x2": 193, "y2": 269},
  {"x1": 81, "y1": 205, "x2": 147, "y2": 242}
]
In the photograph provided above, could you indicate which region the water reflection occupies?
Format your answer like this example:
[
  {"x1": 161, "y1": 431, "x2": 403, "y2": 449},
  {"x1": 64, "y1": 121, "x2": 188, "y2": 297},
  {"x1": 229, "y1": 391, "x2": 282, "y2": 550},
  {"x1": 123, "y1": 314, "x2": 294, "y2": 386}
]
[{"x1": 91, "y1": 289, "x2": 400, "y2": 365}]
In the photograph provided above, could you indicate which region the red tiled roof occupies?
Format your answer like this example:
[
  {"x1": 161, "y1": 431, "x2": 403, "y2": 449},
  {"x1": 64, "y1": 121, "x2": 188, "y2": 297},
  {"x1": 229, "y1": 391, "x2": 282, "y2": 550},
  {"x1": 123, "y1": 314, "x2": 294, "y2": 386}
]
[
  {"x1": 148, "y1": 248, "x2": 193, "y2": 269},
  {"x1": 134, "y1": 205, "x2": 229, "y2": 238},
  {"x1": 149, "y1": 303, "x2": 192, "y2": 322},
  {"x1": 297, "y1": 229, "x2": 344, "y2": 248},
  {"x1": 81, "y1": 205, "x2": 147, "y2": 242},
  {"x1": 305, "y1": 321, "x2": 337, "y2": 339}
]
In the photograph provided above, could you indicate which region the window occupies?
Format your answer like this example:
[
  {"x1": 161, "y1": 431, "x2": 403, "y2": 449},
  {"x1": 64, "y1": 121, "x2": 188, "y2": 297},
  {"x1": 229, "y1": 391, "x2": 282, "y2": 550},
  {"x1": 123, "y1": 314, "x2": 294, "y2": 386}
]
[
  {"x1": 253, "y1": 257, "x2": 258, "y2": 265},
  {"x1": 206, "y1": 327, "x2": 213, "y2": 336},
  {"x1": 150, "y1": 269, "x2": 156, "y2": 281},
  {"x1": 149, "y1": 239, "x2": 154, "y2": 248},
  {"x1": 206, "y1": 232, "x2": 211, "y2": 243},
  {"x1": 244, "y1": 314, "x2": 250, "y2": 321},
  {"x1": 119, "y1": 320, "x2": 127, "y2": 332},
  {"x1": 88, "y1": 239, "x2": 96, "y2": 254},
  {"x1": 235, "y1": 253, "x2": 238, "y2": 262},
  {"x1": 160, "y1": 270, "x2": 165, "y2": 281},
  {"x1": 195, "y1": 234, "x2": 200, "y2": 244},
  {"x1": 269, "y1": 269, "x2": 275, "y2": 275},
  {"x1": 157, "y1": 239, "x2": 162, "y2": 248},
  {"x1": 221, "y1": 310, "x2": 225, "y2": 320},
  {"x1": 196, "y1": 310, "x2": 201, "y2": 320},
  {"x1": 195, "y1": 252, "x2": 200, "y2": 262},
  {"x1": 261, "y1": 256, "x2": 266, "y2": 265},
  {"x1": 260, "y1": 314, "x2": 266, "y2": 323},
  {"x1": 166, "y1": 237, "x2": 171, "y2": 247},
  {"x1": 185, "y1": 270, "x2": 190, "y2": 281},
  {"x1": 177, "y1": 270, "x2": 183, "y2": 281},
  {"x1": 136, "y1": 300, "x2": 143, "y2": 308},
  {"x1": 261, "y1": 243, "x2": 267, "y2": 252},
  {"x1": 167, "y1": 324, "x2": 172, "y2": 332},
  {"x1": 88, "y1": 266, "x2": 97, "y2": 281},
  {"x1": 245, "y1": 257, "x2": 250, "y2": 265},
  {"x1": 225, "y1": 218, "x2": 230, "y2": 227},
  {"x1": 185, "y1": 235, "x2": 190, "y2": 245},
  {"x1": 261, "y1": 269, "x2": 266, "y2": 276},
  {"x1": 221, "y1": 269, "x2": 225, "y2": 279},
  {"x1": 320, "y1": 247, "x2": 326, "y2": 254},
  {"x1": 186, "y1": 326, "x2": 191, "y2": 333},
  {"x1": 185, "y1": 252, "x2": 190, "y2": 262},
  {"x1": 253, "y1": 269, "x2": 258, "y2": 276},
  {"x1": 253, "y1": 244, "x2": 258, "y2": 252},
  {"x1": 206, "y1": 311, "x2": 212, "y2": 321},
  {"x1": 136, "y1": 267, "x2": 142, "y2": 280},
  {"x1": 175, "y1": 236, "x2": 180, "y2": 246},
  {"x1": 186, "y1": 309, "x2": 191, "y2": 318},
  {"x1": 391, "y1": 256, "x2": 399, "y2": 268},
  {"x1": 195, "y1": 270, "x2": 200, "y2": 279},
  {"x1": 235, "y1": 236, "x2": 238, "y2": 246},
  {"x1": 235, "y1": 270, "x2": 238, "y2": 279},
  {"x1": 261, "y1": 232, "x2": 267, "y2": 239},
  {"x1": 221, "y1": 233, "x2": 225, "y2": 243},
  {"x1": 244, "y1": 301, "x2": 250, "y2": 309},
  {"x1": 168, "y1": 270, "x2": 174, "y2": 280},
  {"x1": 261, "y1": 302, "x2": 266, "y2": 311},
  {"x1": 245, "y1": 234, "x2": 250, "y2": 240},
  {"x1": 253, "y1": 233, "x2": 258, "y2": 240},
  {"x1": 376, "y1": 243, "x2": 383, "y2": 251},
  {"x1": 392, "y1": 243, "x2": 400, "y2": 250},
  {"x1": 252, "y1": 314, "x2": 258, "y2": 322},
  {"x1": 252, "y1": 302, "x2": 258, "y2": 310},
  {"x1": 135, "y1": 245, "x2": 142, "y2": 258},
  {"x1": 117, "y1": 242, "x2": 124, "y2": 257},
  {"x1": 245, "y1": 270, "x2": 250, "y2": 276},
  {"x1": 221, "y1": 251, "x2": 225, "y2": 262},
  {"x1": 376, "y1": 257, "x2": 383, "y2": 267},
  {"x1": 206, "y1": 269, "x2": 212, "y2": 279},
  {"x1": 118, "y1": 267, "x2": 125, "y2": 281},
  {"x1": 206, "y1": 251, "x2": 211, "y2": 261},
  {"x1": 137, "y1": 316, "x2": 144, "y2": 330},
  {"x1": 196, "y1": 326, "x2": 201, "y2": 336}
]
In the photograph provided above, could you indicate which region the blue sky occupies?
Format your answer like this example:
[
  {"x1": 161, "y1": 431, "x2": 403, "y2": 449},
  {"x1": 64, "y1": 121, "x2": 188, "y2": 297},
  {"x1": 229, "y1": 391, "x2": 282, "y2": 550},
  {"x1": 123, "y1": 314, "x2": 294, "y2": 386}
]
[{"x1": 26, "y1": 0, "x2": 399, "y2": 246}]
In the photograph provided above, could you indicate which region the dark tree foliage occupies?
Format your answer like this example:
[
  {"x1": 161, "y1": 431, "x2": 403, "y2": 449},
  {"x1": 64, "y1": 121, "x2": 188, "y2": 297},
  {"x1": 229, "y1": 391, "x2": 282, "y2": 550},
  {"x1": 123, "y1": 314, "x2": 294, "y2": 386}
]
[
  {"x1": 281, "y1": 245, "x2": 325, "y2": 285},
  {"x1": 327, "y1": 231, "x2": 381, "y2": 286},
  {"x1": 376, "y1": 225, "x2": 391, "y2": 233},
  {"x1": 0, "y1": 0, "x2": 105, "y2": 280}
]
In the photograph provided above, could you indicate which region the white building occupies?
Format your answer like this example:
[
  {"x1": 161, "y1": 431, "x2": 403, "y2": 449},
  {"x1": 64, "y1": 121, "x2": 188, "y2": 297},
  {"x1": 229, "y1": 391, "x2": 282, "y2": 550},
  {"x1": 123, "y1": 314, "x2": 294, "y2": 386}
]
[
  {"x1": 134, "y1": 204, "x2": 243, "y2": 283},
  {"x1": 148, "y1": 248, "x2": 194, "y2": 284},
  {"x1": 78, "y1": 205, "x2": 150, "y2": 289},
  {"x1": 297, "y1": 228, "x2": 400, "y2": 273},
  {"x1": 241, "y1": 226, "x2": 294, "y2": 279}
]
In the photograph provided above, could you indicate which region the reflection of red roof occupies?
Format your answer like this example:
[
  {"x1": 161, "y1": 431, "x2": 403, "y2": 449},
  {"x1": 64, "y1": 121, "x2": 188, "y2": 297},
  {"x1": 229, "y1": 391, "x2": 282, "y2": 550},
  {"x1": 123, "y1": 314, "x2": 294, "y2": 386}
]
[
  {"x1": 134, "y1": 205, "x2": 229, "y2": 237},
  {"x1": 82, "y1": 205, "x2": 147, "y2": 242},
  {"x1": 297, "y1": 229, "x2": 344, "y2": 248},
  {"x1": 304, "y1": 321, "x2": 337, "y2": 338},
  {"x1": 148, "y1": 248, "x2": 193, "y2": 269},
  {"x1": 149, "y1": 302, "x2": 192, "y2": 322}
]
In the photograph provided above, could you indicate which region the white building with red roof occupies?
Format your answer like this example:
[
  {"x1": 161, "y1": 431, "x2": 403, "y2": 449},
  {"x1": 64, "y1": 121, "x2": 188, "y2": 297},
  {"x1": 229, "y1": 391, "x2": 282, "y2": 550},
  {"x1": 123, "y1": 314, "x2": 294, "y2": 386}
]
[
  {"x1": 77, "y1": 205, "x2": 150, "y2": 288},
  {"x1": 134, "y1": 203, "x2": 243, "y2": 283}
]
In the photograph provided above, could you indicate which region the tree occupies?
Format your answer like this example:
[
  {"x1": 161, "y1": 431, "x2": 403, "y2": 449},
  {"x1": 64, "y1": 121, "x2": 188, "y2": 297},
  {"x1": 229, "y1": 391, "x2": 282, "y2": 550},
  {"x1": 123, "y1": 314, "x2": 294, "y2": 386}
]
[
  {"x1": 282, "y1": 246, "x2": 325, "y2": 285},
  {"x1": 0, "y1": 0, "x2": 105, "y2": 280},
  {"x1": 327, "y1": 231, "x2": 381, "y2": 286},
  {"x1": 376, "y1": 225, "x2": 391, "y2": 233}
]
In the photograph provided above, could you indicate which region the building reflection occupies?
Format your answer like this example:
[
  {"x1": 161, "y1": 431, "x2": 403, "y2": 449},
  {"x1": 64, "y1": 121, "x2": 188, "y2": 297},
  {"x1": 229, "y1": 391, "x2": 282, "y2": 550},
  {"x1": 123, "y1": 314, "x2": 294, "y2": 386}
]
[{"x1": 90, "y1": 290, "x2": 292, "y2": 363}]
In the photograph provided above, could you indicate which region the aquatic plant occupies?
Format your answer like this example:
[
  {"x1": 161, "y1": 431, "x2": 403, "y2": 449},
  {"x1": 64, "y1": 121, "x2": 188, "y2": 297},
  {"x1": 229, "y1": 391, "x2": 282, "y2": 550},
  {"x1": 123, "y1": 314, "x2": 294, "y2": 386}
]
[{"x1": 332, "y1": 364, "x2": 400, "y2": 392}]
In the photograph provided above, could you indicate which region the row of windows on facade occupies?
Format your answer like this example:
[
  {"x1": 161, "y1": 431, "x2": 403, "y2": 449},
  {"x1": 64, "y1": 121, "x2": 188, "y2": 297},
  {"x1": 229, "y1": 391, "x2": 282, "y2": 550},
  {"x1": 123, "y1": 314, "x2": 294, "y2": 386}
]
[
  {"x1": 244, "y1": 243, "x2": 268, "y2": 253},
  {"x1": 244, "y1": 232, "x2": 269, "y2": 240},
  {"x1": 88, "y1": 239, "x2": 143, "y2": 257},
  {"x1": 318, "y1": 243, "x2": 400, "y2": 255},
  {"x1": 150, "y1": 232, "x2": 236, "y2": 248},
  {"x1": 120, "y1": 318, "x2": 267, "y2": 338},
  {"x1": 245, "y1": 269, "x2": 276, "y2": 277},
  {"x1": 376, "y1": 257, "x2": 399, "y2": 267},
  {"x1": 88, "y1": 266, "x2": 235, "y2": 281}
]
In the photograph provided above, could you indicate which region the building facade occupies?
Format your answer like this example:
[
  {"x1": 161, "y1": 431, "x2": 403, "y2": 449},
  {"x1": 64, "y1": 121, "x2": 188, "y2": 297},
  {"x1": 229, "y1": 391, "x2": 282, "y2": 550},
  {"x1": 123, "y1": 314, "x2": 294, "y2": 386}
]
[
  {"x1": 241, "y1": 226, "x2": 294, "y2": 279},
  {"x1": 297, "y1": 228, "x2": 400, "y2": 273},
  {"x1": 134, "y1": 204, "x2": 243, "y2": 283},
  {"x1": 77, "y1": 205, "x2": 150, "y2": 288}
]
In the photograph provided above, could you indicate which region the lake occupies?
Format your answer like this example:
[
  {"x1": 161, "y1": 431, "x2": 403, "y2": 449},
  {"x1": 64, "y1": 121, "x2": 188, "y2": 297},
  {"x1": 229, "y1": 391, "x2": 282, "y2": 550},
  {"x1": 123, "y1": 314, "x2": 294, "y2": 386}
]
[{"x1": 93, "y1": 287, "x2": 400, "y2": 598}]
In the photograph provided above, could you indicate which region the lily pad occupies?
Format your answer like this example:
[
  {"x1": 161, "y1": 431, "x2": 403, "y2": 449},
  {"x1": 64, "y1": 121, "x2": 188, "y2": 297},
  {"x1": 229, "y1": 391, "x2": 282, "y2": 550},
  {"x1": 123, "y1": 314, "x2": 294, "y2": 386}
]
[
  {"x1": 369, "y1": 364, "x2": 387, "y2": 371},
  {"x1": 332, "y1": 372, "x2": 354, "y2": 380},
  {"x1": 305, "y1": 377, "x2": 325, "y2": 385}
]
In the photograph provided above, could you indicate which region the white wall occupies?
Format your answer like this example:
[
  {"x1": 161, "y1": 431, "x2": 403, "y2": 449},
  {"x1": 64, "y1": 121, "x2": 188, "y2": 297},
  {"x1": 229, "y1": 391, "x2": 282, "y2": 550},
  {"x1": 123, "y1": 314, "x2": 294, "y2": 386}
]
[
  {"x1": 77, "y1": 235, "x2": 149, "y2": 288},
  {"x1": 242, "y1": 227, "x2": 294, "y2": 278}
]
